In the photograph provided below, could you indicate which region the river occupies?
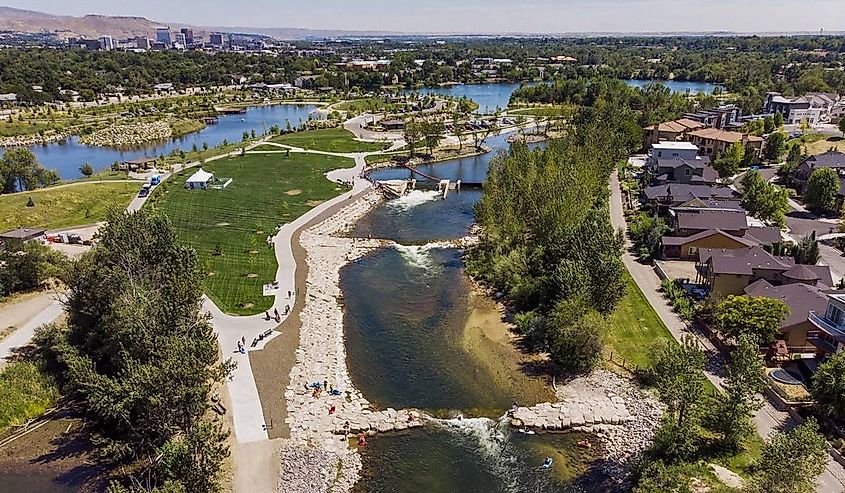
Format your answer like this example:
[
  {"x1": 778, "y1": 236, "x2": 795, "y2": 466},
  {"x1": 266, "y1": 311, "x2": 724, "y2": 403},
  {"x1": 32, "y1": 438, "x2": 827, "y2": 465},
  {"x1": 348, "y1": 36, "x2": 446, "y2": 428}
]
[
  {"x1": 343, "y1": 133, "x2": 613, "y2": 492},
  {"x1": 16, "y1": 103, "x2": 320, "y2": 180}
]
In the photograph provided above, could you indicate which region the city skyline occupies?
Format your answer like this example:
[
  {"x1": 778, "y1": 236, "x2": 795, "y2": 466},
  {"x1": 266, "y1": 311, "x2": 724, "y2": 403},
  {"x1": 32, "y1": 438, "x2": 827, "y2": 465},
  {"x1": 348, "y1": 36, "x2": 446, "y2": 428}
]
[{"x1": 2, "y1": 0, "x2": 844, "y2": 34}]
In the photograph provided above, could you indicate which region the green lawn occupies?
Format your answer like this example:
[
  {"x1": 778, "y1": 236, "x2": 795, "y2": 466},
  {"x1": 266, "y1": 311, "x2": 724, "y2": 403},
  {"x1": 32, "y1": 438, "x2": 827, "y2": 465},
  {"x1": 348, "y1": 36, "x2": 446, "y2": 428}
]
[
  {"x1": 0, "y1": 361, "x2": 59, "y2": 431},
  {"x1": 151, "y1": 151, "x2": 354, "y2": 315},
  {"x1": 605, "y1": 273, "x2": 675, "y2": 370},
  {"x1": 0, "y1": 181, "x2": 140, "y2": 231},
  {"x1": 335, "y1": 97, "x2": 392, "y2": 112},
  {"x1": 270, "y1": 128, "x2": 386, "y2": 153}
]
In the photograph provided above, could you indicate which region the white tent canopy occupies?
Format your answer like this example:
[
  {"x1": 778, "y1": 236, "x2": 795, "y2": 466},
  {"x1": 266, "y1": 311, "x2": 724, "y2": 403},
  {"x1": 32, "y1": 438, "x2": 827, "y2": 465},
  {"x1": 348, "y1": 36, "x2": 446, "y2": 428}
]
[{"x1": 185, "y1": 168, "x2": 214, "y2": 189}]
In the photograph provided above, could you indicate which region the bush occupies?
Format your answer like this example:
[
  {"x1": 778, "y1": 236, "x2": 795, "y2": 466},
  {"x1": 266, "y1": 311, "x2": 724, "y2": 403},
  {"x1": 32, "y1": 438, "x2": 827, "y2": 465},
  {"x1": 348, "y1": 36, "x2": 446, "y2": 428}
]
[
  {"x1": 0, "y1": 361, "x2": 59, "y2": 430},
  {"x1": 546, "y1": 300, "x2": 605, "y2": 374},
  {"x1": 660, "y1": 279, "x2": 695, "y2": 320},
  {"x1": 629, "y1": 212, "x2": 670, "y2": 260}
]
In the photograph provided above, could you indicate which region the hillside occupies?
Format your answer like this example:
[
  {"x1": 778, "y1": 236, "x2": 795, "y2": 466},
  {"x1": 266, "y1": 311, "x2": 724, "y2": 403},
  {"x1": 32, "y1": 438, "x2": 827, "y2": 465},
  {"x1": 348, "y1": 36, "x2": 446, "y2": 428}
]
[{"x1": 0, "y1": 6, "x2": 398, "y2": 40}]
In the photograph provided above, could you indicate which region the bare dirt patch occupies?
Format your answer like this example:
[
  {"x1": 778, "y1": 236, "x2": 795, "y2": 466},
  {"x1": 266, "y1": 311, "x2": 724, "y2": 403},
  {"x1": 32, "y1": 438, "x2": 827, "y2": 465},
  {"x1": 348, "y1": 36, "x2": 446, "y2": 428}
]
[
  {"x1": 285, "y1": 189, "x2": 302, "y2": 196},
  {"x1": 216, "y1": 222, "x2": 230, "y2": 227},
  {"x1": 207, "y1": 272, "x2": 217, "y2": 277},
  {"x1": 242, "y1": 303, "x2": 255, "y2": 309},
  {"x1": 305, "y1": 200, "x2": 325, "y2": 207},
  {"x1": 246, "y1": 273, "x2": 259, "y2": 278},
  {"x1": 249, "y1": 250, "x2": 260, "y2": 255}
]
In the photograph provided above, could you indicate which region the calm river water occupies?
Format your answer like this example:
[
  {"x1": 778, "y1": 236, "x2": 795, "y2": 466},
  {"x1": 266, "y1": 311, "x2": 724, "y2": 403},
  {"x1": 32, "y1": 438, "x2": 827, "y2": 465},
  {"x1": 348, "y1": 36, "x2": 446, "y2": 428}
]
[{"x1": 16, "y1": 104, "x2": 319, "y2": 180}]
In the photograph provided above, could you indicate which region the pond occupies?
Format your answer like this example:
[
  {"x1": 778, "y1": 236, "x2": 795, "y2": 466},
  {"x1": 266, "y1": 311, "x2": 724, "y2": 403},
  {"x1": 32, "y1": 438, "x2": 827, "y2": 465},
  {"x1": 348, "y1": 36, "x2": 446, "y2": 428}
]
[
  {"x1": 624, "y1": 79, "x2": 721, "y2": 94},
  {"x1": 11, "y1": 103, "x2": 320, "y2": 180}
]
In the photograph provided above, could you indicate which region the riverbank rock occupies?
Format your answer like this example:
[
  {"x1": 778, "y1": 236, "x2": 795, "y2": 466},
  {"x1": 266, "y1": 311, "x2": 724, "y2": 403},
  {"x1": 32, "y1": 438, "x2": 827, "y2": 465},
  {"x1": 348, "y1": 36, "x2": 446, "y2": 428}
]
[{"x1": 79, "y1": 120, "x2": 172, "y2": 147}]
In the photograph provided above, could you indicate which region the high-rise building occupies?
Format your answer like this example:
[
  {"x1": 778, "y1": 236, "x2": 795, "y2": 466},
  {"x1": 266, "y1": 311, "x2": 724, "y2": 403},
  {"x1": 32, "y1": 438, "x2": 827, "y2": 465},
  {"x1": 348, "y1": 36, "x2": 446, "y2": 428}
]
[
  {"x1": 98, "y1": 35, "x2": 114, "y2": 51},
  {"x1": 180, "y1": 28, "x2": 194, "y2": 46},
  {"x1": 209, "y1": 33, "x2": 224, "y2": 46},
  {"x1": 174, "y1": 32, "x2": 186, "y2": 48},
  {"x1": 136, "y1": 36, "x2": 151, "y2": 49},
  {"x1": 155, "y1": 27, "x2": 172, "y2": 46}
]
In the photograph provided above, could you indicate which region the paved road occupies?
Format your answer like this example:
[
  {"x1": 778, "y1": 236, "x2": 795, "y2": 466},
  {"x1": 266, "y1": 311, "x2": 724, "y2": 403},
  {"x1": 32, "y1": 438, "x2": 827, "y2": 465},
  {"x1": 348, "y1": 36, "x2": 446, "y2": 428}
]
[
  {"x1": 610, "y1": 171, "x2": 845, "y2": 492},
  {"x1": 0, "y1": 297, "x2": 64, "y2": 365}
]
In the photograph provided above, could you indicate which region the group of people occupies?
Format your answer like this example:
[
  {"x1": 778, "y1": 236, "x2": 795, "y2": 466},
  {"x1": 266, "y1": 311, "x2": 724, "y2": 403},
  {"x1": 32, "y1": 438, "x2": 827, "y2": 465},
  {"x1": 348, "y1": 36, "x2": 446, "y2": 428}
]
[{"x1": 306, "y1": 380, "x2": 342, "y2": 399}]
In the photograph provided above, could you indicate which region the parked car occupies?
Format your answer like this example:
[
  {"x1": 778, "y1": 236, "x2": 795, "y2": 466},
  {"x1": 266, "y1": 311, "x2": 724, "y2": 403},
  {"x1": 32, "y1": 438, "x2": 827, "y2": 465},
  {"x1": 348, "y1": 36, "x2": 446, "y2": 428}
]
[{"x1": 138, "y1": 183, "x2": 151, "y2": 197}]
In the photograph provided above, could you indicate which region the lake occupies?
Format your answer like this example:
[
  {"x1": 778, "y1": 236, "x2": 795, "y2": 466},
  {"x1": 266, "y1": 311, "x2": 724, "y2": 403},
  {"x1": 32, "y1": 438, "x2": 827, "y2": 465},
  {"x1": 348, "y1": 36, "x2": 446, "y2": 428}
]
[
  {"x1": 402, "y1": 82, "x2": 532, "y2": 114},
  {"x1": 625, "y1": 79, "x2": 721, "y2": 94},
  {"x1": 10, "y1": 103, "x2": 320, "y2": 180}
]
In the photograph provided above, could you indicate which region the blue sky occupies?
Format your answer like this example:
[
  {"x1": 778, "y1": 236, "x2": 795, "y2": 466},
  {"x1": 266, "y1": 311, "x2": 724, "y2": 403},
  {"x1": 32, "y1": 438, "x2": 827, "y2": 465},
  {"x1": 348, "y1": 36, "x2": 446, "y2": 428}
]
[{"x1": 4, "y1": 0, "x2": 844, "y2": 33}]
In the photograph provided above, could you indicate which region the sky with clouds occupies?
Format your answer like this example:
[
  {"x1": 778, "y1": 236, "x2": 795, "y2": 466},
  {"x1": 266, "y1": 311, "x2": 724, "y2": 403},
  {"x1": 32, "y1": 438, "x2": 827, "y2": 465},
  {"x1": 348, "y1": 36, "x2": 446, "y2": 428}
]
[{"x1": 4, "y1": 0, "x2": 844, "y2": 33}]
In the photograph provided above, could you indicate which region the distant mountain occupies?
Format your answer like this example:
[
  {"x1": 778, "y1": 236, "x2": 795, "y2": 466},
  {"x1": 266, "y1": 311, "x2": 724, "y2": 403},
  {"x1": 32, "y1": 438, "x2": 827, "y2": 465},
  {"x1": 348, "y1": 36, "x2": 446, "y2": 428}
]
[{"x1": 0, "y1": 6, "x2": 399, "y2": 40}]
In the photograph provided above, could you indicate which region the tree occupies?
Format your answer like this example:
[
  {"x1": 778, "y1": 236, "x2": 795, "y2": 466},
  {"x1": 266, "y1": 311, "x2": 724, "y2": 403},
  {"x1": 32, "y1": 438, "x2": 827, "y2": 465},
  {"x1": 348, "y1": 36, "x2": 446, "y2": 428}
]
[
  {"x1": 646, "y1": 336, "x2": 706, "y2": 428},
  {"x1": 750, "y1": 419, "x2": 827, "y2": 493},
  {"x1": 546, "y1": 301, "x2": 605, "y2": 374},
  {"x1": 811, "y1": 351, "x2": 845, "y2": 422},
  {"x1": 452, "y1": 112, "x2": 464, "y2": 151},
  {"x1": 773, "y1": 112, "x2": 784, "y2": 128},
  {"x1": 764, "y1": 115, "x2": 775, "y2": 134},
  {"x1": 805, "y1": 167, "x2": 840, "y2": 213},
  {"x1": 793, "y1": 232, "x2": 820, "y2": 265},
  {"x1": 712, "y1": 141, "x2": 744, "y2": 178},
  {"x1": 421, "y1": 120, "x2": 445, "y2": 156},
  {"x1": 35, "y1": 208, "x2": 231, "y2": 490},
  {"x1": 715, "y1": 295, "x2": 789, "y2": 344},
  {"x1": 79, "y1": 162, "x2": 94, "y2": 177},
  {"x1": 706, "y1": 334, "x2": 764, "y2": 450},
  {"x1": 741, "y1": 170, "x2": 789, "y2": 228},
  {"x1": 0, "y1": 147, "x2": 60, "y2": 193},
  {"x1": 403, "y1": 120, "x2": 423, "y2": 157},
  {"x1": 763, "y1": 132, "x2": 787, "y2": 163},
  {"x1": 628, "y1": 212, "x2": 670, "y2": 259},
  {"x1": 839, "y1": 117, "x2": 845, "y2": 137}
]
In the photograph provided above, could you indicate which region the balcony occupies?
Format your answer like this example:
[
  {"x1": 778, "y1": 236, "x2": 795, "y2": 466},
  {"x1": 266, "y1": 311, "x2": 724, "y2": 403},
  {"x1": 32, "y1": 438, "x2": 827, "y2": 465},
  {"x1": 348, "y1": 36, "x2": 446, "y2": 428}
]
[{"x1": 808, "y1": 311, "x2": 845, "y2": 353}]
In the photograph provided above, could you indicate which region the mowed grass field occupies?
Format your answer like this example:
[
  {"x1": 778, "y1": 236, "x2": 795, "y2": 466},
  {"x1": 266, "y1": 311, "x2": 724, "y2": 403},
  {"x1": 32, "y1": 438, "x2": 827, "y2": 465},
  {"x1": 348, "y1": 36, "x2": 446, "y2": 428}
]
[
  {"x1": 0, "y1": 181, "x2": 140, "y2": 231},
  {"x1": 152, "y1": 151, "x2": 354, "y2": 315},
  {"x1": 270, "y1": 128, "x2": 386, "y2": 153},
  {"x1": 605, "y1": 272, "x2": 674, "y2": 370}
]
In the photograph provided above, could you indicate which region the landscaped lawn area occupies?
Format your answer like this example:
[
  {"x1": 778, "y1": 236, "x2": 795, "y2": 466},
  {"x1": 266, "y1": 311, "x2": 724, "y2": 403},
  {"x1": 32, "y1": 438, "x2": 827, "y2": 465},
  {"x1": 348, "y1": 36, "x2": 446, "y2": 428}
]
[
  {"x1": 335, "y1": 97, "x2": 392, "y2": 113},
  {"x1": 605, "y1": 272, "x2": 675, "y2": 370},
  {"x1": 802, "y1": 135, "x2": 844, "y2": 155},
  {"x1": 0, "y1": 181, "x2": 140, "y2": 231},
  {"x1": 0, "y1": 361, "x2": 59, "y2": 432},
  {"x1": 270, "y1": 128, "x2": 386, "y2": 153},
  {"x1": 151, "y1": 151, "x2": 354, "y2": 315}
]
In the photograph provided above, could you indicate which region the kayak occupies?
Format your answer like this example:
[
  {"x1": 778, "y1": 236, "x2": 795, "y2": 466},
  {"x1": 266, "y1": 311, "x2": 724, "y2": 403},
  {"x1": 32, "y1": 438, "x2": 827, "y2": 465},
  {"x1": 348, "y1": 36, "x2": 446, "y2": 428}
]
[{"x1": 541, "y1": 457, "x2": 553, "y2": 469}]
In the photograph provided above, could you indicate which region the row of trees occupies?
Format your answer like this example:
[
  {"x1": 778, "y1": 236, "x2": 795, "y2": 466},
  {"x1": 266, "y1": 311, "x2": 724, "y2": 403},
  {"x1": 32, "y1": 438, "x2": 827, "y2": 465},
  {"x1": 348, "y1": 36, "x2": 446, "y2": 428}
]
[
  {"x1": 35, "y1": 209, "x2": 231, "y2": 492},
  {"x1": 402, "y1": 119, "x2": 446, "y2": 156},
  {"x1": 467, "y1": 102, "x2": 640, "y2": 374},
  {"x1": 0, "y1": 147, "x2": 60, "y2": 193}
]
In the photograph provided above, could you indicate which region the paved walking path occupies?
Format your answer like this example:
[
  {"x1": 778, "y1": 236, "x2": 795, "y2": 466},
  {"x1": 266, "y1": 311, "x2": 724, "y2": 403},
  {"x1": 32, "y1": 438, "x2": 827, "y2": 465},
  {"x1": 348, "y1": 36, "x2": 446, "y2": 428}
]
[
  {"x1": 0, "y1": 296, "x2": 64, "y2": 365},
  {"x1": 610, "y1": 171, "x2": 845, "y2": 492}
]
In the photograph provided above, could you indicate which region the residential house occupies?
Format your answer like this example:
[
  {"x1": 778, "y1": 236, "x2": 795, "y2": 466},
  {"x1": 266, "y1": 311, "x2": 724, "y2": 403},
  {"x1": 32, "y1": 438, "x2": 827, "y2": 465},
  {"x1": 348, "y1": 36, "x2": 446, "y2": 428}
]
[
  {"x1": 647, "y1": 141, "x2": 700, "y2": 166},
  {"x1": 661, "y1": 208, "x2": 782, "y2": 259},
  {"x1": 643, "y1": 119, "x2": 705, "y2": 145},
  {"x1": 683, "y1": 104, "x2": 742, "y2": 130},
  {"x1": 0, "y1": 93, "x2": 18, "y2": 106},
  {"x1": 697, "y1": 246, "x2": 833, "y2": 299},
  {"x1": 793, "y1": 151, "x2": 845, "y2": 203},
  {"x1": 650, "y1": 156, "x2": 719, "y2": 185},
  {"x1": 807, "y1": 293, "x2": 845, "y2": 358},
  {"x1": 687, "y1": 128, "x2": 764, "y2": 160},
  {"x1": 745, "y1": 279, "x2": 835, "y2": 350},
  {"x1": 642, "y1": 183, "x2": 739, "y2": 209}
]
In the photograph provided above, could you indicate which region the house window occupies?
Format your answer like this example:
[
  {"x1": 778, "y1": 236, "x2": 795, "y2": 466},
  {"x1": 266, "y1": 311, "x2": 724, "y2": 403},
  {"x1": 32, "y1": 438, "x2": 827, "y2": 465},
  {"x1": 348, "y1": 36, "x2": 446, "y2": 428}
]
[
  {"x1": 826, "y1": 305, "x2": 845, "y2": 327},
  {"x1": 657, "y1": 151, "x2": 663, "y2": 158},
  {"x1": 685, "y1": 169, "x2": 691, "y2": 176},
  {"x1": 688, "y1": 247, "x2": 698, "y2": 256}
]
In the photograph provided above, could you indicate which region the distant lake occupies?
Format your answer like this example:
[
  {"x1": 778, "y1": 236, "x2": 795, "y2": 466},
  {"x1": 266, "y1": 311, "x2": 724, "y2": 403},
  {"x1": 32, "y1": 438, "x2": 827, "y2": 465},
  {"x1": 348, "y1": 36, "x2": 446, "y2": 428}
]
[
  {"x1": 4, "y1": 104, "x2": 321, "y2": 180},
  {"x1": 624, "y1": 79, "x2": 720, "y2": 94},
  {"x1": 402, "y1": 82, "x2": 537, "y2": 114}
]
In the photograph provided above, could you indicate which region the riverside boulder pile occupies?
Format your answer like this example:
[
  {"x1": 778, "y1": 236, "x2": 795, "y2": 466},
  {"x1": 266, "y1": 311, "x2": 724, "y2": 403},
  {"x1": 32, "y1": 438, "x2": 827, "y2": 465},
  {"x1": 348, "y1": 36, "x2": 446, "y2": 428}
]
[
  {"x1": 278, "y1": 190, "x2": 425, "y2": 493},
  {"x1": 79, "y1": 120, "x2": 172, "y2": 147}
]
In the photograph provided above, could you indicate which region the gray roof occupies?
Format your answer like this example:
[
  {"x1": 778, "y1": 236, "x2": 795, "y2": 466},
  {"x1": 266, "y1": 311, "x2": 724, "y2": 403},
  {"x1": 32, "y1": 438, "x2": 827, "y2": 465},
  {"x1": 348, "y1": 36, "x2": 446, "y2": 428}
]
[
  {"x1": 699, "y1": 246, "x2": 794, "y2": 275},
  {"x1": 0, "y1": 228, "x2": 46, "y2": 241},
  {"x1": 675, "y1": 209, "x2": 748, "y2": 231},
  {"x1": 744, "y1": 226, "x2": 783, "y2": 245},
  {"x1": 643, "y1": 184, "x2": 738, "y2": 202},
  {"x1": 802, "y1": 151, "x2": 845, "y2": 170},
  {"x1": 782, "y1": 264, "x2": 834, "y2": 286},
  {"x1": 656, "y1": 156, "x2": 712, "y2": 170},
  {"x1": 744, "y1": 279, "x2": 833, "y2": 329}
]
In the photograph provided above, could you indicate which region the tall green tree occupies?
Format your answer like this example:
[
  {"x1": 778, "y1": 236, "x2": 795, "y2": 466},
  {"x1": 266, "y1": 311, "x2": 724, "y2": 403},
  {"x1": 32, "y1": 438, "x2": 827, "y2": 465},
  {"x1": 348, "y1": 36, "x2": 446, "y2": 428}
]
[
  {"x1": 804, "y1": 167, "x2": 840, "y2": 213},
  {"x1": 646, "y1": 336, "x2": 707, "y2": 429},
  {"x1": 741, "y1": 170, "x2": 789, "y2": 228},
  {"x1": 0, "y1": 147, "x2": 60, "y2": 193},
  {"x1": 36, "y1": 208, "x2": 231, "y2": 491},
  {"x1": 811, "y1": 351, "x2": 845, "y2": 422},
  {"x1": 713, "y1": 142, "x2": 745, "y2": 178},
  {"x1": 750, "y1": 419, "x2": 827, "y2": 493},
  {"x1": 715, "y1": 295, "x2": 789, "y2": 344},
  {"x1": 793, "y1": 232, "x2": 820, "y2": 265},
  {"x1": 763, "y1": 132, "x2": 787, "y2": 163}
]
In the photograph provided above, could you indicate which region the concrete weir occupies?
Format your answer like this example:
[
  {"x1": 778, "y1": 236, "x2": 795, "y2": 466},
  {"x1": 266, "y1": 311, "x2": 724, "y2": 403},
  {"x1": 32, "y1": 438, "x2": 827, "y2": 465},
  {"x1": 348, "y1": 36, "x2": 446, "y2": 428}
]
[{"x1": 509, "y1": 397, "x2": 633, "y2": 430}]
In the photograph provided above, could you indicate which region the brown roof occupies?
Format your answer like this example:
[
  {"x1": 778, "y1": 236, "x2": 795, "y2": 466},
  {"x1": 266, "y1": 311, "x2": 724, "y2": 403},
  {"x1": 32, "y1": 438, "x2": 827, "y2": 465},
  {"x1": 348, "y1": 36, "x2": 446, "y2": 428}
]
[
  {"x1": 782, "y1": 264, "x2": 834, "y2": 286},
  {"x1": 700, "y1": 246, "x2": 794, "y2": 275},
  {"x1": 675, "y1": 209, "x2": 748, "y2": 231},
  {"x1": 744, "y1": 226, "x2": 782, "y2": 245},
  {"x1": 744, "y1": 279, "x2": 833, "y2": 329},
  {"x1": 645, "y1": 118, "x2": 706, "y2": 133},
  {"x1": 661, "y1": 228, "x2": 757, "y2": 247},
  {"x1": 688, "y1": 128, "x2": 764, "y2": 144}
]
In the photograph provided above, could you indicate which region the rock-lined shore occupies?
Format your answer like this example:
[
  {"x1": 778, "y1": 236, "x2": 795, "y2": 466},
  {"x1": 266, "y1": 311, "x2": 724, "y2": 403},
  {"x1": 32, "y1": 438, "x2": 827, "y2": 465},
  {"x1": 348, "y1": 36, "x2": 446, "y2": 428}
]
[
  {"x1": 0, "y1": 131, "x2": 66, "y2": 148},
  {"x1": 79, "y1": 120, "x2": 172, "y2": 147},
  {"x1": 277, "y1": 191, "x2": 426, "y2": 493}
]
